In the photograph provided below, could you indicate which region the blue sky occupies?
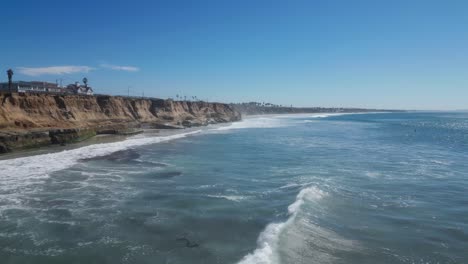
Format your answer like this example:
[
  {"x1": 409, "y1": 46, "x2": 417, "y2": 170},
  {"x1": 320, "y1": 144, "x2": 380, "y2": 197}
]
[{"x1": 2, "y1": 0, "x2": 468, "y2": 110}]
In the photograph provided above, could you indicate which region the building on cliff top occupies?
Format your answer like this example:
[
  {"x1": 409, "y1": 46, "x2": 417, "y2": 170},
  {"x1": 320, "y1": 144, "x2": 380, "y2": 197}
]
[
  {"x1": 0, "y1": 81, "x2": 94, "y2": 95},
  {"x1": 66, "y1": 82, "x2": 94, "y2": 95},
  {"x1": 0, "y1": 81, "x2": 66, "y2": 94}
]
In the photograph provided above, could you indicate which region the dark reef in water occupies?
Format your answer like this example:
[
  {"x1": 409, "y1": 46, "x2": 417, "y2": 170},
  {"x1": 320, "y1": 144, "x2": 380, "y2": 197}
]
[
  {"x1": 153, "y1": 171, "x2": 183, "y2": 179},
  {"x1": 176, "y1": 235, "x2": 200, "y2": 248}
]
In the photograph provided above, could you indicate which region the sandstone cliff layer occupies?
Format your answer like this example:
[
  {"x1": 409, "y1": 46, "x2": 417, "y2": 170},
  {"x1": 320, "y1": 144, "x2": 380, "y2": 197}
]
[{"x1": 0, "y1": 93, "x2": 241, "y2": 153}]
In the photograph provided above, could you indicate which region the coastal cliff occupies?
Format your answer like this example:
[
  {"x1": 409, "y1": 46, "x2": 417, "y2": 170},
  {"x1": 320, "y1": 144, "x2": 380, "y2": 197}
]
[{"x1": 0, "y1": 93, "x2": 241, "y2": 153}]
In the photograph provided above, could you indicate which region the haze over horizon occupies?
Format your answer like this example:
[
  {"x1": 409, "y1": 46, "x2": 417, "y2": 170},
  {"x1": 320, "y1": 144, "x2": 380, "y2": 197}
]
[{"x1": 2, "y1": 0, "x2": 467, "y2": 110}]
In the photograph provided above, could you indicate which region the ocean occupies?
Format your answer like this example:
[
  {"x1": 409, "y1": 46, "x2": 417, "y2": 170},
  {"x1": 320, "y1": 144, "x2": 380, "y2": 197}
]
[{"x1": 0, "y1": 112, "x2": 467, "y2": 264}]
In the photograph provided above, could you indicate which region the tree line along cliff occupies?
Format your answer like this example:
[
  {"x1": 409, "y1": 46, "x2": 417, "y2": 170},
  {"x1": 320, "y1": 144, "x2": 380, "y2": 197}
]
[{"x1": 0, "y1": 93, "x2": 241, "y2": 153}]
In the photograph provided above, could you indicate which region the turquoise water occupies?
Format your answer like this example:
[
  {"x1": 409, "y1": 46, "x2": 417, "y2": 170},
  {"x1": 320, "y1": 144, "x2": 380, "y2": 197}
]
[{"x1": 0, "y1": 112, "x2": 467, "y2": 263}]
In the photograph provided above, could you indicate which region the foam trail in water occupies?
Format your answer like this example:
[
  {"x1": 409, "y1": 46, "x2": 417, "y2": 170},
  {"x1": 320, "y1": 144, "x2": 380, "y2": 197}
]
[
  {"x1": 0, "y1": 130, "x2": 201, "y2": 192},
  {"x1": 237, "y1": 186, "x2": 326, "y2": 264}
]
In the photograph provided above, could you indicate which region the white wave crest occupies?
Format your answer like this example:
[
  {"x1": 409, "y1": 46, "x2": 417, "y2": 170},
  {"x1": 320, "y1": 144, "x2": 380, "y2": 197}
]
[
  {"x1": 273, "y1": 113, "x2": 355, "y2": 119},
  {"x1": 237, "y1": 186, "x2": 326, "y2": 264},
  {"x1": 216, "y1": 112, "x2": 363, "y2": 131},
  {"x1": 216, "y1": 117, "x2": 287, "y2": 131},
  {"x1": 205, "y1": 195, "x2": 248, "y2": 202}
]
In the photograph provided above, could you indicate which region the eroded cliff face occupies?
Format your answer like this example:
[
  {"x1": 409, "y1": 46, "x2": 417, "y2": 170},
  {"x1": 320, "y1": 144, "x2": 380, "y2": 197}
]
[{"x1": 0, "y1": 93, "x2": 241, "y2": 152}]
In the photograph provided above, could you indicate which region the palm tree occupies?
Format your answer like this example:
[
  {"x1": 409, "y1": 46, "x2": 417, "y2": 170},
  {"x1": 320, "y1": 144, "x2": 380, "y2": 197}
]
[
  {"x1": 82, "y1": 77, "x2": 88, "y2": 88},
  {"x1": 7, "y1": 69, "x2": 13, "y2": 93}
]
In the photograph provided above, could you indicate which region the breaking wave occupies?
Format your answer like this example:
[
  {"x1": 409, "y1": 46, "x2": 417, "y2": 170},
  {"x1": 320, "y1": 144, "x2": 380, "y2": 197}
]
[
  {"x1": 216, "y1": 117, "x2": 288, "y2": 131},
  {"x1": 215, "y1": 113, "x2": 360, "y2": 131},
  {"x1": 273, "y1": 113, "x2": 358, "y2": 119},
  {"x1": 237, "y1": 185, "x2": 359, "y2": 264},
  {"x1": 237, "y1": 186, "x2": 327, "y2": 264}
]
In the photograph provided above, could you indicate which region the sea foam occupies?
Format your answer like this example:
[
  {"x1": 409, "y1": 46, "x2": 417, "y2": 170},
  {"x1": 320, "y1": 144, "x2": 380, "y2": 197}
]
[
  {"x1": 0, "y1": 131, "x2": 201, "y2": 196},
  {"x1": 273, "y1": 112, "x2": 356, "y2": 119},
  {"x1": 237, "y1": 186, "x2": 326, "y2": 264},
  {"x1": 214, "y1": 112, "x2": 360, "y2": 131},
  {"x1": 205, "y1": 194, "x2": 248, "y2": 202}
]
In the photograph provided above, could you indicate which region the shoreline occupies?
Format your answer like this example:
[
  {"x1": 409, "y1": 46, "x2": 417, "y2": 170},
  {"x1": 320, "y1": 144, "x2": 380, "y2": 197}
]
[
  {"x1": 0, "y1": 126, "x2": 217, "y2": 161},
  {"x1": 0, "y1": 111, "x2": 392, "y2": 159}
]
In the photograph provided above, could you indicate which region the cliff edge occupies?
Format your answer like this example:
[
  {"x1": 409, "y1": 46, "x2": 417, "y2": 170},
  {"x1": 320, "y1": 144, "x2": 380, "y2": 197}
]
[{"x1": 0, "y1": 93, "x2": 241, "y2": 153}]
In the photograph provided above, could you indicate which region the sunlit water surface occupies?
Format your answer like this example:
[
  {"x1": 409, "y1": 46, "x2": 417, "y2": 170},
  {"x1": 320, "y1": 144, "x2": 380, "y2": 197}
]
[{"x1": 0, "y1": 112, "x2": 467, "y2": 264}]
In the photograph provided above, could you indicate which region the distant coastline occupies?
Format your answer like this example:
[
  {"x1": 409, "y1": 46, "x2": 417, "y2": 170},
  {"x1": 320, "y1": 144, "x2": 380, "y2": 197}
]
[
  {"x1": 231, "y1": 102, "x2": 402, "y2": 116},
  {"x1": 0, "y1": 93, "x2": 400, "y2": 154}
]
